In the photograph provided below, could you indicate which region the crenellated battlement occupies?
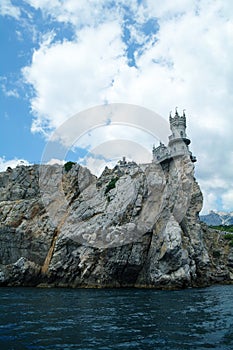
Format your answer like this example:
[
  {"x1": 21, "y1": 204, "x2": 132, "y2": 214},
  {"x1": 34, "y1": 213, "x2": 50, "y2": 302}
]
[{"x1": 169, "y1": 108, "x2": 186, "y2": 127}]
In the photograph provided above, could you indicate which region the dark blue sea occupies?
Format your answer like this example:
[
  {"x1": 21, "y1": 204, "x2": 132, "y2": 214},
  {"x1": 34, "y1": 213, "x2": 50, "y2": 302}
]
[{"x1": 0, "y1": 285, "x2": 233, "y2": 350}]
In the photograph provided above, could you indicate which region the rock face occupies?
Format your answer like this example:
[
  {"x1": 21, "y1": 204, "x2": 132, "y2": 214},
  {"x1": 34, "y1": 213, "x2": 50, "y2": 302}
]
[{"x1": 0, "y1": 158, "x2": 233, "y2": 289}]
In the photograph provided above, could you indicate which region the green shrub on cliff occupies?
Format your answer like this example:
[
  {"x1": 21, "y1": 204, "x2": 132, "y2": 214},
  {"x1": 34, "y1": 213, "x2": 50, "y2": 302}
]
[
  {"x1": 224, "y1": 233, "x2": 233, "y2": 240},
  {"x1": 105, "y1": 177, "x2": 119, "y2": 195},
  {"x1": 64, "y1": 161, "x2": 76, "y2": 172},
  {"x1": 223, "y1": 233, "x2": 233, "y2": 247},
  {"x1": 210, "y1": 225, "x2": 233, "y2": 233}
]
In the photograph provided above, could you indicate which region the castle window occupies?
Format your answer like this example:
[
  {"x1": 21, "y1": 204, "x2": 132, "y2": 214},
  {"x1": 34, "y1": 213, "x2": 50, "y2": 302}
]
[{"x1": 180, "y1": 131, "x2": 183, "y2": 137}]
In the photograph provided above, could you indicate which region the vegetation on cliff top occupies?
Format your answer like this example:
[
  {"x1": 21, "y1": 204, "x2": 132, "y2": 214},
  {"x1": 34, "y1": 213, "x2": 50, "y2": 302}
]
[
  {"x1": 104, "y1": 177, "x2": 119, "y2": 195},
  {"x1": 210, "y1": 225, "x2": 233, "y2": 233},
  {"x1": 64, "y1": 161, "x2": 76, "y2": 172}
]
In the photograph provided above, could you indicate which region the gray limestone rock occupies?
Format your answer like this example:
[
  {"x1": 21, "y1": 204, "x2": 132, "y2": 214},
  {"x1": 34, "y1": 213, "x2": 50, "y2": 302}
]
[{"x1": 0, "y1": 160, "x2": 232, "y2": 288}]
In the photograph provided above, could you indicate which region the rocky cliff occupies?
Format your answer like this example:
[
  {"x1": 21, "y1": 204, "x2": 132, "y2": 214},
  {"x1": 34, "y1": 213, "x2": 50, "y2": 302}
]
[{"x1": 0, "y1": 157, "x2": 233, "y2": 289}]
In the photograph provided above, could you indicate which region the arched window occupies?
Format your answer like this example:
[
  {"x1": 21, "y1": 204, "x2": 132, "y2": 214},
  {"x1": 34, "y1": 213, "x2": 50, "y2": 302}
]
[{"x1": 180, "y1": 131, "x2": 183, "y2": 137}]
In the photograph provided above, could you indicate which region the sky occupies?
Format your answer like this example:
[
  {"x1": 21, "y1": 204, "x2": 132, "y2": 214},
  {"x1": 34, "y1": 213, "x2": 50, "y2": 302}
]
[{"x1": 1, "y1": 0, "x2": 233, "y2": 214}]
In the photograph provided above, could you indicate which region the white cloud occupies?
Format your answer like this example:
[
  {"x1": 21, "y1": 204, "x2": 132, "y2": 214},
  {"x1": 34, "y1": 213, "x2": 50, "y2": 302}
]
[
  {"x1": 1, "y1": 75, "x2": 20, "y2": 99},
  {"x1": 145, "y1": 0, "x2": 196, "y2": 18},
  {"x1": 3, "y1": 88, "x2": 19, "y2": 98},
  {"x1": 46, "y1": 158, "x2": 65, "y2": 166},
  {"x1": 0, "y1": 0, "x2": 20, "y2": 19},
  {"x1": 18, "y1": 0, "x2": 233, "y2": 213},
  {"x1": 78, "y1": 139, "x2": 152, "y2": 176},
  {"x1": 24, "y1": 0, "x2": 115, "y2": 27},
  {"x1": 201, "y1": 190, "x2": 218, "y2": 215},
  {"x1": 222, "y1": 189, "x2": 233, "y2": 211},
  {"x1": 23, "y1": 21, "x2": 126, "y2": 133},
  {"x1": 0, "y1": 157, "x2": 30, "y2": 172},
  {"x1": 73, "y1": 124, "x2": 156, "y2": 151}
]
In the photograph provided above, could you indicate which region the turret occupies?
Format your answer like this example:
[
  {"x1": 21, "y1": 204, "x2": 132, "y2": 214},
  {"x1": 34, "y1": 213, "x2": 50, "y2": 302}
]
[
  {"x1": 168, "y1": 108, "x2": 190, "y2": 146},
  {"x1": 153, "y1": 108, "x2": 196, "y2": 164}
]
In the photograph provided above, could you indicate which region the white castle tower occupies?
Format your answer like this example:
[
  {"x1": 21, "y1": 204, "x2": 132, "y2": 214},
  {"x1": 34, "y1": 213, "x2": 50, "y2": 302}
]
[{"x1": 153, "y1": 108, "x2": 196, "y2": 164}]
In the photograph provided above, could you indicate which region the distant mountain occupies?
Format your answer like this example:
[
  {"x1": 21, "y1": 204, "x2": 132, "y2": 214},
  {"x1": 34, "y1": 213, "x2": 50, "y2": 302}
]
[{"x1": 200, "y1": 211, "x2": 233, "y2": 226}]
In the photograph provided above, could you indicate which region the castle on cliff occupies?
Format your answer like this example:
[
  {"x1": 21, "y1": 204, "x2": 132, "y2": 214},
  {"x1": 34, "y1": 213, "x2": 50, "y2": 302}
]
[{"x1": 152, "y1": 108, "x2": 196, "y2": 164}]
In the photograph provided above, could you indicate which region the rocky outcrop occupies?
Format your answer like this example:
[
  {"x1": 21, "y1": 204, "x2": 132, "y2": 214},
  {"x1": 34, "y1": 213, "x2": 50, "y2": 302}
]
[{"x1": 0, "y1": 158, "x2": 233, "y2": 289}]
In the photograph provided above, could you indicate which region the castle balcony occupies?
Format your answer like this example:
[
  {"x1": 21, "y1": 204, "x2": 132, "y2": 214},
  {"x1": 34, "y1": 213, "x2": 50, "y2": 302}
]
[
  {"x1": 153, "y1": 151, "x2": 172, "y2": 164},
  {"x1": 154, "y1": 155, "x2": 172, "y2": 164},
  {"x1": 170, "y1": 150, "x2": 197, "y2": 163},
  {"x1": 154, "y1": 150, "x2": 196, "y2": 164}
]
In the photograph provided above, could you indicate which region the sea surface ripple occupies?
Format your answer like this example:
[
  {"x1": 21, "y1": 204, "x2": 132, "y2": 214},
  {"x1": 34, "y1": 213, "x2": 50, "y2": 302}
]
[{"x1": 0, "y1": 285, "x2": 233, "y2": 349}]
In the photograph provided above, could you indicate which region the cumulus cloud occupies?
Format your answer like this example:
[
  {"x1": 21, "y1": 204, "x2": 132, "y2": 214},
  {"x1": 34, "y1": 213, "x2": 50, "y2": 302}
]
[
  {"x1": 24, "y1": 0, "x2": 141, "y2": 27},
  {"x1": 78, "y1": 139, "x2": 152, "y2": 176},
  {"x1": 9, "y1": 0, "x2": 233, "y2": 213},
  {"x1": 46, "y1": 159, "x2": 65, "y2": 166},
  {"x1": 222, "y1": 190, "x2": 233, "y2": 211},
  {"x1": 23, "y1": 21, "x2": 126, "y2": 133},
  {"x1": 0, "y1": 0, "x2": 20, "y2": 18},
  {"x1": 0, "y1": 157, "x2": 30, "y2": 172}
]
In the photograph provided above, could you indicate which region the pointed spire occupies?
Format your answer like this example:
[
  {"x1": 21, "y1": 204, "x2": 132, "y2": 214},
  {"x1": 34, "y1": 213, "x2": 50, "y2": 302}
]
[
  {"x1": 183, "y1": 109, "x2": 186, "y2": 117},
  {"x1": 169, "y1": 111, "x2": 173, "y2": 123},
  {"x1": 175, "y1": 106, "x2": 179, "y2": 116}
]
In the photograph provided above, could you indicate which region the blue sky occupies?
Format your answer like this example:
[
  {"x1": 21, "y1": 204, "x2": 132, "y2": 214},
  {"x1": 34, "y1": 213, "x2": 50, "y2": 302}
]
[
  {"x1": 0, "y1": 1, "x2": 78, "y2": 163},
  {"x1": 1, "y1": 0, "x2": 233, "y2": 214},
  {"x1": 1, "y1": 3, "x2": 44, "y2": 162}
]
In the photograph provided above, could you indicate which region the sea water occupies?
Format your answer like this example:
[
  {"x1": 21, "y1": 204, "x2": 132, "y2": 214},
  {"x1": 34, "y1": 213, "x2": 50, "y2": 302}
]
[{"x1": 0, "y1": 285, "x2": 233, "y2": 349}]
